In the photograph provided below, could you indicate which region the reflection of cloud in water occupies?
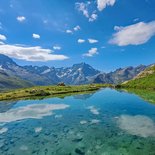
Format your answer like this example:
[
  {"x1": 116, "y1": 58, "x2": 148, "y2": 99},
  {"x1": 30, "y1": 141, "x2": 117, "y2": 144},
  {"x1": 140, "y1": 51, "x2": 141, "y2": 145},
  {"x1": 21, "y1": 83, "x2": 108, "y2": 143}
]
[
  {"x1": 34, "y1": 127, "x2": 42, "y2": 133},
  {"x1": 55, "y1": 114, "x2": 63, "y2": 119},
  {"x1": 0, "y1": 127, "x2": 8, "y2": 134},
  {"x1": 20, "y1": 145, "x2": 28, "y2": 151},
  {"x1": 0, "y1": 103, "x2": 69, "y2": 123},
  {"x1": 87, "y1": 106, "x2": 100, "y2": 115},
  {"x1": 91, "y1": 119, "x2": 100, "y2": 124},
  {"x1": 118, "y1": 115, "x2": 155, "y2": 138},
  {"x1": 80, "y1": 120, "x2": 87, "y2": 124}
]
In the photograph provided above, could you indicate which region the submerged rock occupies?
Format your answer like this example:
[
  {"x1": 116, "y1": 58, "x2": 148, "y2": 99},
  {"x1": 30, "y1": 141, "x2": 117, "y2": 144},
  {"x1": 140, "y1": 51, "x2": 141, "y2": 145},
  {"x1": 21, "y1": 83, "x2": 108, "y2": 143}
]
[
  {"x1": 72, "y1": 138, "x2": 83, "y2": 142},
  {"x1": 75, "y1": 148, "x2": 85, "y2": 155}
]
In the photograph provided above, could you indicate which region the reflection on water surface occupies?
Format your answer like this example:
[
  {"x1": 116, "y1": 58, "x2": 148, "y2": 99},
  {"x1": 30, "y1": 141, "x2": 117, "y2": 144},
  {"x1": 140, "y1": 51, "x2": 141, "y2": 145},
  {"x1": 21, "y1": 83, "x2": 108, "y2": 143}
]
[{"x1": 0, "y1": 88, "x2": 155, "y2": 155}]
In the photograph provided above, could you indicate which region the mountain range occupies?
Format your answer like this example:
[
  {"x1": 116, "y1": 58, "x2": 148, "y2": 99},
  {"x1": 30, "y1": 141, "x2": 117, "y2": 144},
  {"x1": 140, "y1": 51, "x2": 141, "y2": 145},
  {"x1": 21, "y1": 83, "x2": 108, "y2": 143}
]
[{"x1": 0, "y1": 54, "x2": 148, "y2": 91}]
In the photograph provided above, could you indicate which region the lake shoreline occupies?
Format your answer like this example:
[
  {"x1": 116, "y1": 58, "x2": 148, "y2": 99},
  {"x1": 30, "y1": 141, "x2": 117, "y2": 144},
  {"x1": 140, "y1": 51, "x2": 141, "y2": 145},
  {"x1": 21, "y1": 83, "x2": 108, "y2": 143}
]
[{"x1": 0, "y1": 84, "x2": 113, "y2": 101}]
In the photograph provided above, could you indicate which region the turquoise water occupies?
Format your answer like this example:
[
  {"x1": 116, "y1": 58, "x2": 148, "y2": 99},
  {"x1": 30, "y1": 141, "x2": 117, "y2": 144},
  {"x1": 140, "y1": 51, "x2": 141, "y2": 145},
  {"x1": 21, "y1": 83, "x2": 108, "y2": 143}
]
[{"x1": 0, "y1": 88, "x2": 155, "y2": 155}]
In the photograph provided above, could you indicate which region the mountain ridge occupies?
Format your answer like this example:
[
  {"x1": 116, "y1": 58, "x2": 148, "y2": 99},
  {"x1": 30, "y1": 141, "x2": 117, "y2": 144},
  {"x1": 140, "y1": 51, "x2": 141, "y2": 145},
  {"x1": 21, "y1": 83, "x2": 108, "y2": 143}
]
[{"x1": 0, "y1": 54, "x2": 151, "y2": 91}]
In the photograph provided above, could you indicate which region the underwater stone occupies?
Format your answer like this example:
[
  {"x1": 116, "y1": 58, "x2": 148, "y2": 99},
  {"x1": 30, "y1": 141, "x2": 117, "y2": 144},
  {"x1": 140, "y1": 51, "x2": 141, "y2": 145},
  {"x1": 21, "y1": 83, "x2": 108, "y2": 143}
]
[
  {"x1": 53, "y1": 134, "x2": 58, "y2": 138},
  {"x1": 75, "y1": 148, "x2": 85, "y2": 155},
  {"x1": 44, "y1": 148, "x2": 48, "y2": 155},
  {"x1": 44, "y1": 131, "x2": 51, "y2": 136},
  {"x1": 33, "y1": 134, "x2": 39, "y2": 137},
  {"x1": 72, "y1": 138, "x2": 83, "y2": 142}
]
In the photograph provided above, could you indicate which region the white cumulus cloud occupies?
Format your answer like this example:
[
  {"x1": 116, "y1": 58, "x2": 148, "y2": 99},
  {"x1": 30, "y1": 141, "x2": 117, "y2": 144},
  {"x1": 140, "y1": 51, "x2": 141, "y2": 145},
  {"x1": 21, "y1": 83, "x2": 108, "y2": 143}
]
[
  {"x1": 109, "y1": 21, "x2": 155, "y2": 46},
  {"x1": 17, "y1": 16, "x2": 26, "y2": 22},
  {"x1": 32, "y1": 33, "x2": 40, "y2": 39},
  {"x1": 83, "y1": 48, "x2": 98, "y2": 57},
  {"x1": 88, "y1": 39, "x2": 98, "y2": 43},
  {"x1": 74, "y1": 25, "x2": 81, "y2": 31},
  {"x1": 0, "y1": 44, "x2": 69, "y2": 61},
  {"x1": 66, "y1": 30, "x2": 73, "y2": 34},
  {"x1": 0, "y1": 34, "x2": 6, "y2": 41},
  {"x1": 78, "y1": 39, "x2": 85, "y2": 43},
  {"x1": 97, "y1": 0, "x2": 116, "y2": 11},
  {"x1": 89, "y1": 13, "x2": 98, "y2": 22}
]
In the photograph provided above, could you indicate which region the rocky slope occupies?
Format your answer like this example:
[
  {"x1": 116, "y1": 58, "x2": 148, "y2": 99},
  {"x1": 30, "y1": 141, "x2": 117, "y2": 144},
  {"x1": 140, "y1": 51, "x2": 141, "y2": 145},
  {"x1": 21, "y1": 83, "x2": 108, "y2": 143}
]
[
  {"x1": 93, "y1": 65, "x2": 146, "y2": 84},
  {"x1": 121, "y1": 65, "x2": 155, "y2": 89}
]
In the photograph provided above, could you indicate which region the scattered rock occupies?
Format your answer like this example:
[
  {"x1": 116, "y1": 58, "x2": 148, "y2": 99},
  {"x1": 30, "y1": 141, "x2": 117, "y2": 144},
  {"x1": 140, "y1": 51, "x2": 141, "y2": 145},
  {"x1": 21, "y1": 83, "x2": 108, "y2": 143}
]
[{"x1": 75, "y1": 148, "x2": 85, "y2": 155}]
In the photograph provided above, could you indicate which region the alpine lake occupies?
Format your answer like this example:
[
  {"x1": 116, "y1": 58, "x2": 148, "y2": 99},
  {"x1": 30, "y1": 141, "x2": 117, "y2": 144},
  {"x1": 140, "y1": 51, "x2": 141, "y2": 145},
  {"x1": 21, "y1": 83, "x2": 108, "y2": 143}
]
[{"x1": 0, "y1": 88, "x2": 155, "y2": 155}]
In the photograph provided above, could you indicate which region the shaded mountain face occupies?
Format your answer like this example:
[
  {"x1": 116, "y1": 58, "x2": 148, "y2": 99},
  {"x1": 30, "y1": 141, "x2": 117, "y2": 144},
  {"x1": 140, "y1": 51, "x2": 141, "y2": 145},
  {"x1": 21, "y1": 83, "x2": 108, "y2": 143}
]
[
  {"x1": 93, "y1": 65, "x2": 147, "y2": 84},
  {"x1": 0, "y1": 54, "x2": 51, "y2": 86},
  {"x1": 0, "y1": 54, "x2": 16, "y2": 67},
  {"x1": 0, "y1": 69, "x2": 32, "y2": 91}
]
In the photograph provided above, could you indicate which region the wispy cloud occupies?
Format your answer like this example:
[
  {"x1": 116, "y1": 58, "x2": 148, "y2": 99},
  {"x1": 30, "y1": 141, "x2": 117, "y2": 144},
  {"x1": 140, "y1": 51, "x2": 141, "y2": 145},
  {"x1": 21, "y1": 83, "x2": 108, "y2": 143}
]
[
  {"x1": 109, "y1": 21, "x2": 155, "y2": 46},
  {"x1": 78, "y1": 39, "x2": 85, "y2": 43},
  {"x1": 75, "y1": 2, "x2": 89, "y2": 18},
  {"x1": 88, "y1": 39, "x2": 98, "y2": 43},
  {"x1": 97, "y1": 0, "x2": 116, "y2": 11},
  {"x1": 16, "y1": 16, "x2": 26, "y2": 22},
  {"x1": 0, "y1": 34, "x2": 6, "y2": 41},
  {"x1": 83, "y1": 48, "x2": 98, "y2": 57},
  {"x1": 76, "y1": 1, "x2": 115, "y2": 21},
  {"x1": 0, "y1": 44, "x2": 69, "y2": 61},
  {"x1": 75, "y1": 2, "x2": 97, "y2": 22},
  {"x1": 53, "y1": 45, "x2": 61, "y2": 50},
  {"x1": 32, "y1": 33, "x2": 40, "y2": 39}
]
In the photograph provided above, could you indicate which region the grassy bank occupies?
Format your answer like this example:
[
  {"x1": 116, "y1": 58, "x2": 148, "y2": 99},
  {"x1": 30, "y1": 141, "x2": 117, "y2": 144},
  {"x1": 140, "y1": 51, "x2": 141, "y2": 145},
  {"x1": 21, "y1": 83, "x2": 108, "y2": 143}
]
[
  {"x1": 0, "y1": 84, "x2": 112, "y2": 101},
  {"x1": 117, "y1": 65, "x2": 155, "y2": 90}
]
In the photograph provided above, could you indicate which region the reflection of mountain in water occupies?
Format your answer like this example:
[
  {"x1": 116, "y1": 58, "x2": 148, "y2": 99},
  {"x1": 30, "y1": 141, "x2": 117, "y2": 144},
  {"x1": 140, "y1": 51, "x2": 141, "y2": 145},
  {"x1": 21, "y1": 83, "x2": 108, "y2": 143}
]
[
  {"x1": 0, "y1": 101, "x2": 17, "y2": 113},
  {"x1": 73, "y1": 93, "x2": 95, "y2": 100}
]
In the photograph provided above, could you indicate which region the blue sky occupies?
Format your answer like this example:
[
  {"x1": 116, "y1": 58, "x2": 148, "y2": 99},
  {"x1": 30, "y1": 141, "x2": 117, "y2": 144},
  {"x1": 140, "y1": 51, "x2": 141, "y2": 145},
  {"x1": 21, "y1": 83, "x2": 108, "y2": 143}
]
[{"x1": 0, "y1": 0, "x2": 155, "y2": 71}]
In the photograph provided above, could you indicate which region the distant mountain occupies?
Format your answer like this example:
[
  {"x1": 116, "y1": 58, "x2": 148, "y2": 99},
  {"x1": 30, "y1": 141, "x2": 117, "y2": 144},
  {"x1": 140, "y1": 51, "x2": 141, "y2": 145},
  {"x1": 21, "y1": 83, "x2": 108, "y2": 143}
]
[
  {"x1": 0, "y1": 54, "x2": 100, "y2": 88},
  {"x1": 121, "y1": 65, "x2": 155, "y2": 89},
  {"x1": 0, "y1": 54, "x2": 152, "y2": 91},
  {"x1": 93, "y1": 65, "x2": 146, "y2": 84},
  {"x1": 24, "y1": 62, "x2": 100, "y2": 85},
  {"x1": 0, "y1": 54, "x2": 52, "y2": 86}
]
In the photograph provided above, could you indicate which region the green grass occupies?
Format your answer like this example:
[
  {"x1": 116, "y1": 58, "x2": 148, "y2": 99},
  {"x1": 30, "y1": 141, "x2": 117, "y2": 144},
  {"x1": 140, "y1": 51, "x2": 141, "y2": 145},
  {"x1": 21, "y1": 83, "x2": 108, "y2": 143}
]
[
  {"x1": 118, "y1": 65, "x2": 155, "y2": 90},
  {"x1": 0, "y1": 84, "x2": 112, "y2": 101},
  {"x1": 0, "y1": 74, "x2": 33, "y2": 92},
  {"x1": 121, "y1": 74, "x2": 155, "y2": 89}
]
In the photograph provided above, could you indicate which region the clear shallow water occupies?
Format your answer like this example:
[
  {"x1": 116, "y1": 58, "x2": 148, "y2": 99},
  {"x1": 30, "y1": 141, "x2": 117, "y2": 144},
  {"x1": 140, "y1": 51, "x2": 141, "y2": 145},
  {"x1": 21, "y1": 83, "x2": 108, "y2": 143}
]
[{"x1": 0, "y1": 88, "x2": 155, "y2": 155}]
